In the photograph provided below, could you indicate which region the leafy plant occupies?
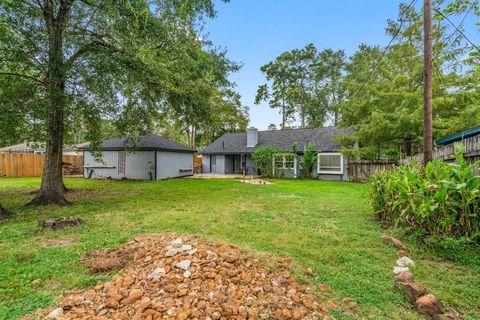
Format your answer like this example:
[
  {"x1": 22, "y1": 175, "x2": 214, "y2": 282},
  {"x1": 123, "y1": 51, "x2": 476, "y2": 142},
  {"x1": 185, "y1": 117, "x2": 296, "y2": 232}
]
[
  {"x1": 251, "y1": 147, "x2": 280, "y2": 178},
  {"x1": 300, "y1": 143, "x2": 317, "y2": 179},
  {"x1": 369, "y1": 145, "x2": 480, "y2": 243}
]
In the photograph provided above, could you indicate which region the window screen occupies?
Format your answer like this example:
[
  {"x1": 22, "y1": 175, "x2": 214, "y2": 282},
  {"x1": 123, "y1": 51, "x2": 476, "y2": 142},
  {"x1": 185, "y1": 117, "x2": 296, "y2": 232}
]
[{"x1": 318, "y1": 153, "x2": 342, "y2": 174}]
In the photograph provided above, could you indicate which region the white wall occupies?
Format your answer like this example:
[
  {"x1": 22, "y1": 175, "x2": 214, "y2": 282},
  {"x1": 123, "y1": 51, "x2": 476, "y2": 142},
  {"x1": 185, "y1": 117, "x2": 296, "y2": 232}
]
[
  {"x1": 84, "y1": 151, "x2": 119, "y2": 179},
  {"x1": 202, "y1": 155, "x2": 211, "y2": 173},
  {"x1": 84, "y1": 151, "x2": 154, "y2": 180},
  {"x1": 126, "y1": 151, "x2": 155, "y2": 180},
  {"x1": 215, "y1": 155, "x2": 225, "y2": 174},
  {"x1": 156, "y1": 151, "x2": 193, "y2": 180}
]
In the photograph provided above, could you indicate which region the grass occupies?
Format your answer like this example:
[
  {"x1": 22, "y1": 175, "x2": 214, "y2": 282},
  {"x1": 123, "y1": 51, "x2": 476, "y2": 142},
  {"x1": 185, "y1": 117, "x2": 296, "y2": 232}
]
[{"x1": 0, "y1": 177, "x2": 479, "y2": 319}]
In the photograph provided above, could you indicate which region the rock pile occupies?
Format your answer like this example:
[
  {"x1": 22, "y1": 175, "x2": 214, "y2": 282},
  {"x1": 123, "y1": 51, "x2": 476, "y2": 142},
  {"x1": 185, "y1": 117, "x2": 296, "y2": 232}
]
[
  {"x1": 383, "y1": 235, "x2": 463, "y2": 320},
  {"x1": 26, "y1": 235, "x2": 329, "y2": 320}
]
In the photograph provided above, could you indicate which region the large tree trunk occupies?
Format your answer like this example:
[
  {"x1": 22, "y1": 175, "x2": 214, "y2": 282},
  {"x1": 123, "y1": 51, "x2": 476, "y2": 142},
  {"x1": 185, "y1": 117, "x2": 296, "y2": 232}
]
[
  {"x1": 30, "y1": 1, "x2": 70, "y2": 206},
  {"x1": 0, "y1": 202, "x2": 11, "y2": 219},
  {"x1": 30, "y1": 108, "x2": 70, "y2": 205}
]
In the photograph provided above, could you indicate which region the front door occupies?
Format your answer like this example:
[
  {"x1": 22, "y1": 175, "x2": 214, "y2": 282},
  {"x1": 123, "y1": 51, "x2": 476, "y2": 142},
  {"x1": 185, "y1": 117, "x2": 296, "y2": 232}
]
[{"x1": 211, "y1": 155, "x2": 216, "y2": 173}]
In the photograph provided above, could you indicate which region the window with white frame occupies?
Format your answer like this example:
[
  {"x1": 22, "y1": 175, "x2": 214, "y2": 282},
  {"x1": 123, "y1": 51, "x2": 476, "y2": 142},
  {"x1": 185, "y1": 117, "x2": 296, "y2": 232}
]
[
  {"x1": 317, "y1": 153, "x2": 343, "y2": 174},
  {"x1": 274, "y1": 154, "x2": 295, "y2": 169},
  {"x1": 240, "y1": 154, "x2": 246, "y2": 169}
]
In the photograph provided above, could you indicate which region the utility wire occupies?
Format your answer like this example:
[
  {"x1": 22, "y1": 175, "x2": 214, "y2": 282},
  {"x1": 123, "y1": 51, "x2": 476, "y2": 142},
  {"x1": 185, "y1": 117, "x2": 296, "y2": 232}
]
[
  {"x1": 433, "y1": 5, "x2": 472, "y2": 62},
  {"x1": 434, "y1": 7, "x2": 480, "y2": 53},
  {"x1": 345, "y1": 0, "x2": 418, "y2": 109}
]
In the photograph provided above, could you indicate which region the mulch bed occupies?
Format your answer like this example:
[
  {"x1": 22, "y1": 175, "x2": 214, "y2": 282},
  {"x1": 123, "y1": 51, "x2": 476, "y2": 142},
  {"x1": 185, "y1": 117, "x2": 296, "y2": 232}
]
[{"x1": 23, "y1": 234, "x2": 332, "y2": 319}]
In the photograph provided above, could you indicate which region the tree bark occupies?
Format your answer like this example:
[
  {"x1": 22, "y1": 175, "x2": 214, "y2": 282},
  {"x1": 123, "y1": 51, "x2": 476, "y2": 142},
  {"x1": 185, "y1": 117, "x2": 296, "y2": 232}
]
[
  {"x1": 30, "y1": 0, "x2": 70, "y2": 206},
  {"x1": 423, "y1": 0, "x2": 433, "y2": 163},
  {"x1": 405, "y1": 137, "x2": 413, "y2": 156},
  {"x1": 0, "y1": 202, "x2": 11, "y2": 219}
]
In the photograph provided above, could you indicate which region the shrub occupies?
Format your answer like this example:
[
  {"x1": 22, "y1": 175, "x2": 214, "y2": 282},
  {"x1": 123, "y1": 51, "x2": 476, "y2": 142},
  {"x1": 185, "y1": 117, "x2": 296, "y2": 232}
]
[
  {"x1": 369, "y1": 145, "x2": 480, "y2": 242},
  {"x1": 251, "y1": 146, "x2": 280, "y2": 178},
  {"x1": 299, "y1": 143, "x2": 317, "y2": 179}
]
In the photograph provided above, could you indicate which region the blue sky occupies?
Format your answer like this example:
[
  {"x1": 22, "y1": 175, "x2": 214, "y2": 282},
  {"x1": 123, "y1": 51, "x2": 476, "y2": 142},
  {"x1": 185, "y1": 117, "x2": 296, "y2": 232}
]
[{"x1": 204, "y1": 0, "x2": 480, "y2": 130}]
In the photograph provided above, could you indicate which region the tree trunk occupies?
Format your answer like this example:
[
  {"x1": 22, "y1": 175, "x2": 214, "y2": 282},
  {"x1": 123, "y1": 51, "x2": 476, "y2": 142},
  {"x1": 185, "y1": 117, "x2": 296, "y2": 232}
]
[
  {"x1": 405, "y1": 137, "x2": 413, "y2": 156},
  {"x1": 30, "y1": 2, "x2": 70, "y2": 206},
  {"x1": 423, "y1": 0, "x2": 433, "y2": 163},
  {"x1": 300, "y1": 94, "x2": 305, "y2": 129},
  {"x1": 0, "y1": 202, "x2": 11, "y2": 219}
]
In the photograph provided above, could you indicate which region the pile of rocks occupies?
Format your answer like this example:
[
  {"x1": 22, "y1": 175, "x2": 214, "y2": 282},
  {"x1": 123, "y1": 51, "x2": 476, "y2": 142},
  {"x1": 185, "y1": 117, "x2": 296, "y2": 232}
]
[
  {"x1": 27, "y1": 235, "x2": 329, "y2": 320},
  {"x1": 382, "y1": 236, "x2": 463, "y2": 320}
]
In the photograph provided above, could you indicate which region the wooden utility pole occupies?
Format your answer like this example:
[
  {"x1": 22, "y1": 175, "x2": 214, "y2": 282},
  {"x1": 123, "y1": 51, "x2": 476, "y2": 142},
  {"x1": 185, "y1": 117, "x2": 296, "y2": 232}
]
[{"x1": 423, "y1": 0, "x2": 433, "y2": 163}]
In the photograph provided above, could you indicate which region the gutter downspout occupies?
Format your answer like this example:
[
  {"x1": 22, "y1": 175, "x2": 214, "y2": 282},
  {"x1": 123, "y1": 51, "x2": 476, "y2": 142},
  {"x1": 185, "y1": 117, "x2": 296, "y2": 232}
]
[{"x1": 154, "y1": 149, "x2": 157, "y2": 181}]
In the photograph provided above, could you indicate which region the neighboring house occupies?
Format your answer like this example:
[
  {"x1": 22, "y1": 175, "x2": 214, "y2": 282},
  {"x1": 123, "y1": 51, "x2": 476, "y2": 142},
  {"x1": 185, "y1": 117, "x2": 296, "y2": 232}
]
[
  {"x1": 80, "y1": 134, "x2": 195, "y2": 180},
  {"x1": 201, "y1": 127, "x2": 351, "y2": 181},
  {"x1": 0, "y1": 142, "x2": 88, "y2": 155}
]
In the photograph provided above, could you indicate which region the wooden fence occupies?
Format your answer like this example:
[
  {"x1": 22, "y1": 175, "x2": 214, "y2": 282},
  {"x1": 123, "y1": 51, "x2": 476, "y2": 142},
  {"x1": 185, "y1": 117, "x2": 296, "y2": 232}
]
[
  {"x1": 347, "y1": 160, "x2": 398, "y2": 182},
  {"x1": 401, "y1": 134, "x2": 480, "y2": 164},
  {"x1": 193, "y1": 155, "x2": 202, "y2": 174},
  {"x1": 0, "y1": 154, "x2": 83, "y2": 177}
]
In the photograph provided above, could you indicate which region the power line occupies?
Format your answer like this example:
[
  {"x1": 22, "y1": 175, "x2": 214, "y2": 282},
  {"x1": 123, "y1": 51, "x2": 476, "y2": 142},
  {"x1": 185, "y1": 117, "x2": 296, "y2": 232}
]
[
  {"x1": 345, "y1": 0, "x2": 418, "y2": 109},
  {"x1": 433, "y1": 5, "x2": 472, "y2": 62},
  {"x1": 434, "y1": 7, "x2": 480, "y2": 53}
]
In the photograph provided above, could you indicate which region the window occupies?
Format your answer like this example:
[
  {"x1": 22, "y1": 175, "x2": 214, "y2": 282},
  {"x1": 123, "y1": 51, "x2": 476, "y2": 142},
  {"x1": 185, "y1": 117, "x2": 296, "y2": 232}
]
[
  {"x1": 118, "y1": 151, "x2": 126, "y2": 174},
  {"x1": 274, "y1": 154, "x2": 295, "y2": 169},
  {"x1": 317, "y1": 153, "x2": 343, "y2": 174},
  {"x1": 240, "y1": 154, "x2": 246, "y2": 169}
]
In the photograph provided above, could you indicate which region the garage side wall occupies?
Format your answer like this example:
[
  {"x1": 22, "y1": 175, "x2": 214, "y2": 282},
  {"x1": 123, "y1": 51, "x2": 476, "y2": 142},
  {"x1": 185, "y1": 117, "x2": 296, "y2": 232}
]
[
  {"x1": 84, "y1": 151, "x2": 120, "y2": 179},
  {"x1": 202, "y1": 155, "x2": 211, "y2": 173},
  {"x1": 126, "y1": 151, "x2": 155, "y2": 180},
  {"x1": 84, "y1": 151, "x2": 155, "y2": 180},
  {"x1": 156, "y1": 151, "x2": 193, "y2": 180}
]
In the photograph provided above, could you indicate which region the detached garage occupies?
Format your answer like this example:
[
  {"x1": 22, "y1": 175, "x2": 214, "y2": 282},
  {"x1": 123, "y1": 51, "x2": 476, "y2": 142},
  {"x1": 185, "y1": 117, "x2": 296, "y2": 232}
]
[{"x1": 81, "y1": 134, "x2": 194, "y2": 180}]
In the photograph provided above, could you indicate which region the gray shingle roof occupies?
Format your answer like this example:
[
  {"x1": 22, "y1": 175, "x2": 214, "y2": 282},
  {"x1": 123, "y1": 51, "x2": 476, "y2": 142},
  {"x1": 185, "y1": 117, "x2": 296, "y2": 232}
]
[
  {"x1": 80, "y1": 134, "x2": 194, "y2": 153},
  {"x1": 201, "y1": 127, "x2": 351, "y2": 154}
]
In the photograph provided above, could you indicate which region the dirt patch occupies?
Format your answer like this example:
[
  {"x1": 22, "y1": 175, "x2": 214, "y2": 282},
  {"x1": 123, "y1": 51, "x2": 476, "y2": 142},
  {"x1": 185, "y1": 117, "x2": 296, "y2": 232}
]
[
  {"x1": 239, "y1": 179, "x2": 273, "y2": 185},
  {"x1": 82, "y1": 247, "x2": 138, "y2": 274},
  {"x1": 66, "y1": 189, "x2": 138, "y2": 201},
  {"x1": 25, "y1": 234, "x2": 332, "y2": 320},
  {"x1": 41, "y1": 237, "x2": 77, "y2": 248}
]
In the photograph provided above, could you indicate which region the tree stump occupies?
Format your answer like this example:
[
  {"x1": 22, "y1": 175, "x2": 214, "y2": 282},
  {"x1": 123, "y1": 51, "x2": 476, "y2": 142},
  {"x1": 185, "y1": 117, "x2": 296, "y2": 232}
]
[{"x1": 39, "y1": 217, "x2": 85, "y2": 231}]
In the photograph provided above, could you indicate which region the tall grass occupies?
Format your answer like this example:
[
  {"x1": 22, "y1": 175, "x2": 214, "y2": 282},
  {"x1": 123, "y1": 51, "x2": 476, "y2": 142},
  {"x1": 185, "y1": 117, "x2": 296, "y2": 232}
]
[{"x1": 370, "y1": 146, "x2": 480, "y2": 243}]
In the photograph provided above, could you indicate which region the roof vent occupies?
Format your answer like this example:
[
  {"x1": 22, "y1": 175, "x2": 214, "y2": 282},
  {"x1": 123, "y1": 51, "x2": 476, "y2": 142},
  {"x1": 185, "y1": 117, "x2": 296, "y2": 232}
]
[{"x1": 247, "y1": 127, "x2": 258, "y2": 147}]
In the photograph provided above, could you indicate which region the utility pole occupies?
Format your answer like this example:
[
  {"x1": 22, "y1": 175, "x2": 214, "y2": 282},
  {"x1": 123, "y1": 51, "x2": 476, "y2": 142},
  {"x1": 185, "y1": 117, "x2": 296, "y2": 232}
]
[{"x1": 423, "y1": 0, "x2": 433, "y2": 163}]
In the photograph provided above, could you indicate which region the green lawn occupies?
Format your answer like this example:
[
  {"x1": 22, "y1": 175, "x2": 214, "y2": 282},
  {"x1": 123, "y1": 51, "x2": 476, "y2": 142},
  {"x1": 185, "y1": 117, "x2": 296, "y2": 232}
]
[{"x1": 0, "y1": 178, "x2": 479, "y2": 319}]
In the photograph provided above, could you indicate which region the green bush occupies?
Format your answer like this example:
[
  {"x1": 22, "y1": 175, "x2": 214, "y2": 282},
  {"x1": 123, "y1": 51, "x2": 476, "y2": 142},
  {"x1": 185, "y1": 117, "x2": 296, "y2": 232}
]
[
  {"x1": 299, "y1": 143, "x2": 317, "y2": 179},
  {"x1": 369, "y1": 146, "x2": 480, "y2": 242},
  {"x1": 251, "y1": 146, "x2": 280, "y2": 178}
]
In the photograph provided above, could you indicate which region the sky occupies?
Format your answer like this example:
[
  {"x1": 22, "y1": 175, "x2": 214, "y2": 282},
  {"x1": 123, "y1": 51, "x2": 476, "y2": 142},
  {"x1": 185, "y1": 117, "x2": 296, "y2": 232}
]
[{"x1": 204, "y1": 0, "x2": 480, "y2": 130}]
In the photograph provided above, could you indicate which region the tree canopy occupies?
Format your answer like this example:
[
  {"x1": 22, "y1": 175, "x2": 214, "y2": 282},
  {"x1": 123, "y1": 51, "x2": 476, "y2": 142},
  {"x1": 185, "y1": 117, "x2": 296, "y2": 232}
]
[
  {"x1": 257, "y1": 1, "x2": 480, "y2": 160},
  {"x1": 0, "y1": 0, "x2": 245, "y2": 205}
]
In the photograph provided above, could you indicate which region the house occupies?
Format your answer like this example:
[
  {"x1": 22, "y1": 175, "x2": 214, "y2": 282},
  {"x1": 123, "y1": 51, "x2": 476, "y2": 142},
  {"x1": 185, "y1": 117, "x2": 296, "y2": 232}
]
[
  {"x1": 80, "y1": 134, "x2": 195, "y2": 180},
  {"x1": 200, "y1": 127, "x2": 351, "y2": 180},
  {"x1": 0, "y1": 142, "x2": 89, "y2": 155}
]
